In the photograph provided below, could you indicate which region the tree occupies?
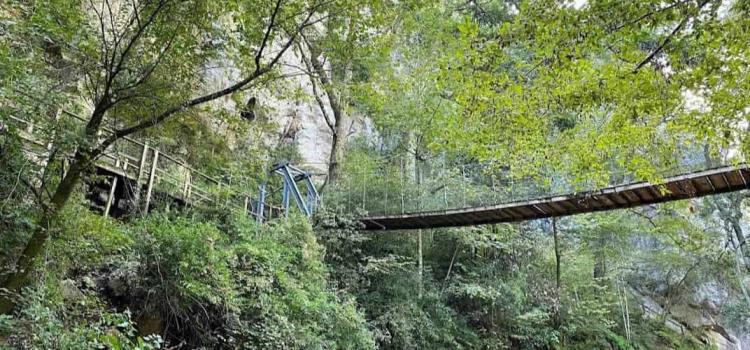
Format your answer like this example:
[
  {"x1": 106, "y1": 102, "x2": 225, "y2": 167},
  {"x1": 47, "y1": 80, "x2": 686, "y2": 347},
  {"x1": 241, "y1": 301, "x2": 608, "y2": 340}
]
[
  {"x1": 434, "y1": 0, "x2": 749, "y2": 181},
  {"x1": 0, "y1": 0, "x2": 329, "y2": 313},
  {"x1": 295, "y1": 0, "x2": 417, "y2": 188},
  {"x1": 298, "y1": 36, "x2": 350, "y2": 186}
]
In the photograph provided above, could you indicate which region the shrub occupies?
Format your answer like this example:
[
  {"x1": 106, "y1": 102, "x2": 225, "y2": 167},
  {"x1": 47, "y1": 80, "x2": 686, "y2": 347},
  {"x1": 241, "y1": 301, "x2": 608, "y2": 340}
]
[{"x1": 0, "y1": 286, "x2": 162, "y2": 350}]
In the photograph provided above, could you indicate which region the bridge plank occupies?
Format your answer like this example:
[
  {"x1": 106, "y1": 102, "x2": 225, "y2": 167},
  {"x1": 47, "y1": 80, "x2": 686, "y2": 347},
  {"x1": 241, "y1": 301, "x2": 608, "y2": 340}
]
[
  {"x1": 608, "y1": 192, "x2": 630, "y2": 206},
  {"x1": 726, "y1": 171, "x2": 744, "y2": 186},
  {"x1": 710, "y1": 174, "x2": 728, "y2": 189},
  {"x1": 557, "y1": 199, "x2": 580, "y2": 212},
  {"x1": 544, "y1": 201, "x2": 565, "y2": 213}
]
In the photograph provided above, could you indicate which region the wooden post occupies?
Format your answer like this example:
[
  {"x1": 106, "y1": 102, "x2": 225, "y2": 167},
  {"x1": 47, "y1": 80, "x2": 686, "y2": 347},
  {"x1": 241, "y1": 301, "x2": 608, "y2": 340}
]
[
  {"x1": 132, "y1": 143, "x2": 149, "y2": 208},
  {"x1": 144, "y1": 149, "x2": 159, "y2": 213},
  {"x1": 182, "y1": 170, "x2": 191, "y2": 201},
  {"x1": 104, "y1": 159, "x2": 121, "y2": 217},
  {"x1": 136, "y1": 143, "x2": 149, "y2": 182}
]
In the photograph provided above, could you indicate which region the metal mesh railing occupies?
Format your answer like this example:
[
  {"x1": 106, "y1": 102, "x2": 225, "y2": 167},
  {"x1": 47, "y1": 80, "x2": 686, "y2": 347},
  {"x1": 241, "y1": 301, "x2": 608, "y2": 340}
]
[{"x1": 330, "y1": 155, "x2": 724, "y2": 217}]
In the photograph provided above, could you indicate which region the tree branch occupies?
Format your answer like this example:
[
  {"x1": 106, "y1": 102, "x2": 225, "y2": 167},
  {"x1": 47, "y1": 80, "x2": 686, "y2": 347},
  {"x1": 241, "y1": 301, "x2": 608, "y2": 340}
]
[
  {"x1": 103, "y1": 1, "x2": 322, "y2": 148},
  {"x1": 85, "y1": 0, "x2": 169, "y2": 137},
  {"x1": 113, "y1": 34, "x2": 175, "y2": 97},
  {"x1": 255, "y1": 0, "x2": 284, "y2": 72},
  {"x1": 632, "y1": 0, "x2": 710, "y2": 73},
  {"x1": 612, "y1": 0, "x2": 692, "y2": 32},
  {"x1": 111, "y1": 0, "x2": 169, "y2": 83},
  {"x1": 298, "y1": 42, "x2": 335, "y2": 132}
]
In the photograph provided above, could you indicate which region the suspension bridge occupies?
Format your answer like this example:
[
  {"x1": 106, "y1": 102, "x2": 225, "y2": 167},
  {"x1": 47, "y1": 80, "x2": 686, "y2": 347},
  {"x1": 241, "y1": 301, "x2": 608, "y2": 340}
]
[
  {"x1": 329, "y1": 158, "x2": 750, "y2": 231},
  {"x1": 4, "y1": 102, "x2": 749, "y2": 231},
  {"x1": 355, "y1": 164, "x2": 750, "y2": 230}
]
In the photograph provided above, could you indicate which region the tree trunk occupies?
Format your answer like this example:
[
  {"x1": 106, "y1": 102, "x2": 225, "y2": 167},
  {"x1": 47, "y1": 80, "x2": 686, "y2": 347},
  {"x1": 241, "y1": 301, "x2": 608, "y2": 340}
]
[
  {"x1": 552, "y1": 217, "x2": 562, "y2": 327},
  {"x1": 703, "y1": 148, "x2": 750, "y2": 270},
  {"x1": 723, "y1": 201, "x2": 750, "y2": 271},
  {"x1": 0, "y1": 151, "x2": 89, "y2": 314},
  {"x1": 553, "y1": 217, "x2": 561, "y2": 290},
  {"x1": 404, "y1": 131, "x2": 417, "y2": 182},
  {"x1": 710, "y1": 190, "x2": 749, "y2": 271},
  {"x1": 303, "y1": 44, "x2": 349, "y2": 188},
  {"x1": 593, "y1": 234, "x2": 607, "y2": 280},
  {"x1": 327, "y1": 109, "x2": 347, "y2": 185}
]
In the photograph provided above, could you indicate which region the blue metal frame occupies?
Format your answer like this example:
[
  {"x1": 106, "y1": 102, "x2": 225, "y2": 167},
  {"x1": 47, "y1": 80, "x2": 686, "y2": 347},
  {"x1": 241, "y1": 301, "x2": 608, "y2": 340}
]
[
  {"x1": 277, "y1": 165, "x2": 310, "y2": 216},
  {"x1": 255, "y1": 161, "x2": 319, "y2": 221},
  {"x1": 256, "y1": 182, "x2": 267, "y2": 223},
  {"x1": 281, "y1": 179, "x2": 290, "y2": 217}
]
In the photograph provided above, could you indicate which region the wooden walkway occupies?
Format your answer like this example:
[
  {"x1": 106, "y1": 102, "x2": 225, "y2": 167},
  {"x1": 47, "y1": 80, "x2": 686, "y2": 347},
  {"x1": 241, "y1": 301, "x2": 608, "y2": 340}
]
[
  {"x1": 359, "y1": 165, "x2": 750, "y2": 230},
  {"x1": 5, "y1": 112, "x2": 282, "y2": 218}
]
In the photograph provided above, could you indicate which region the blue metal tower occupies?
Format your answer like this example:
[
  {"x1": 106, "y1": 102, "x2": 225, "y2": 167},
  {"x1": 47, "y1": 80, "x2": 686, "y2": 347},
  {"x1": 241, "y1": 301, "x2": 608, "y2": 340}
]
[{"x1": 256, "y1": 161, "x2": 319, "y2": 223}]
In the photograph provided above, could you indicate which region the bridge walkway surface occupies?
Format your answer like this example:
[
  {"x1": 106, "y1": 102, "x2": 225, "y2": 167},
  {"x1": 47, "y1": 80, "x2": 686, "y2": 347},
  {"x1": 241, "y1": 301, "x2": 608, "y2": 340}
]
[{"x1": 359, "y1": 165, "x2": 750, "y2": 230}]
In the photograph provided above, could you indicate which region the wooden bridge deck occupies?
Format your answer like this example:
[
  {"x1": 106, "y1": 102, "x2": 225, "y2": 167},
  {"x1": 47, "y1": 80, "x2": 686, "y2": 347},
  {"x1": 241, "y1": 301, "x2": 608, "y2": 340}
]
[{"x1": 359, "y1": 165, "x2": 750, "y2": 231}]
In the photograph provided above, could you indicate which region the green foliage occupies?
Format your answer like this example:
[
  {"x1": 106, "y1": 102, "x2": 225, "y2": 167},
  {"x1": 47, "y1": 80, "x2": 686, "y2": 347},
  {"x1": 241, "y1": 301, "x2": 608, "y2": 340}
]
[
  {"x1": 49, "y1": 204, "x2": 132, "y2": 273},
  {"x1": 228, "y1": 214, "x2": 375, "y2": 349},
  {"x1": 132, "y1": 215, "x2": 236, "y2": 307},
  {"x1": 1, "y1": 286, "x2": 162, "y2": 350},
  {"x1": 0, "y1": 133, "x2": 38, "y2": 269},
  {"x1": 3, "y1": 206, "x2": 375, "y2": 349},
  {"x1": 316, "y1": 208, "x2": 479, "y2": 349},
  {"x1": 3, "y1": 1, "x2": 750, "y2": 349}
]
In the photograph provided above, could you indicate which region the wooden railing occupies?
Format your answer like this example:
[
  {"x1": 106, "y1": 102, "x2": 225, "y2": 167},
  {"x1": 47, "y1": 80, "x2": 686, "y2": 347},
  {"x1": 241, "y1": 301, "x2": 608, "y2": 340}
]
[{"x1": 3, "y1": 110, "x2": 282, "y2": 218}]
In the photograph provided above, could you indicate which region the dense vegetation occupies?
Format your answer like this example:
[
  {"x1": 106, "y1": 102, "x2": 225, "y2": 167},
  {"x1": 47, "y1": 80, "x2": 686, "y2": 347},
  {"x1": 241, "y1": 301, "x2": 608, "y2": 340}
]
[{"x1": 2, "y1": 0, "x2": 749, "y2": 349}]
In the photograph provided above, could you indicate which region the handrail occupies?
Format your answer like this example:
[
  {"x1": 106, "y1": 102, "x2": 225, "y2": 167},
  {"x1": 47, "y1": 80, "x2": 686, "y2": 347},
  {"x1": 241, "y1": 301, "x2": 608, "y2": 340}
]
[
  {"x1": 4, "y1": 108, "x2": 259, "y2": 215},
  {"x1": 4, "y1": 89, "x2": 311, "y2": 220},
  {"x1": 8, "y1": 87, "x2": 225, "y2": 186}
]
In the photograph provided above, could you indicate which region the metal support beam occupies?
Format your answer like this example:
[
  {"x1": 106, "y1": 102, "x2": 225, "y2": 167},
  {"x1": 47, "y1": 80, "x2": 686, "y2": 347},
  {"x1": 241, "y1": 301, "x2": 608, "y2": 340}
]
[
  {"x1": 279, "y1": 165, "x2": 310, "y2": 216},
  {"x1": 282, "y1": 178, "x2": 290, "y2": 217},
  {"x1": 257, "y1": 183, "x2": 267, "y2": 223},
  {"x1": 302, "y1": 174, "x2": 319, "y2": 214}
]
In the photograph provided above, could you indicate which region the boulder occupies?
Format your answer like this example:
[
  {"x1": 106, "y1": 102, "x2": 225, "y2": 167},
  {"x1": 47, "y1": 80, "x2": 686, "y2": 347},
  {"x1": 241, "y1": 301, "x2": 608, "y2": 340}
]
[{"x1": 60, "y1": 279, "x2": 83, "y2": 300}]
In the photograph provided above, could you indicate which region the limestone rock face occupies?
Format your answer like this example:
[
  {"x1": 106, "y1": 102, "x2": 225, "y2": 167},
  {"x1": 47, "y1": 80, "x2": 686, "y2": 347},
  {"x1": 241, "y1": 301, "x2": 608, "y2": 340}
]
[
  {"x1": 201, "y1": 46, "x2": 374, "y2": 178},
  {"x1": 637, "y1": 290, "x2": 742, "y2": 350}
]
